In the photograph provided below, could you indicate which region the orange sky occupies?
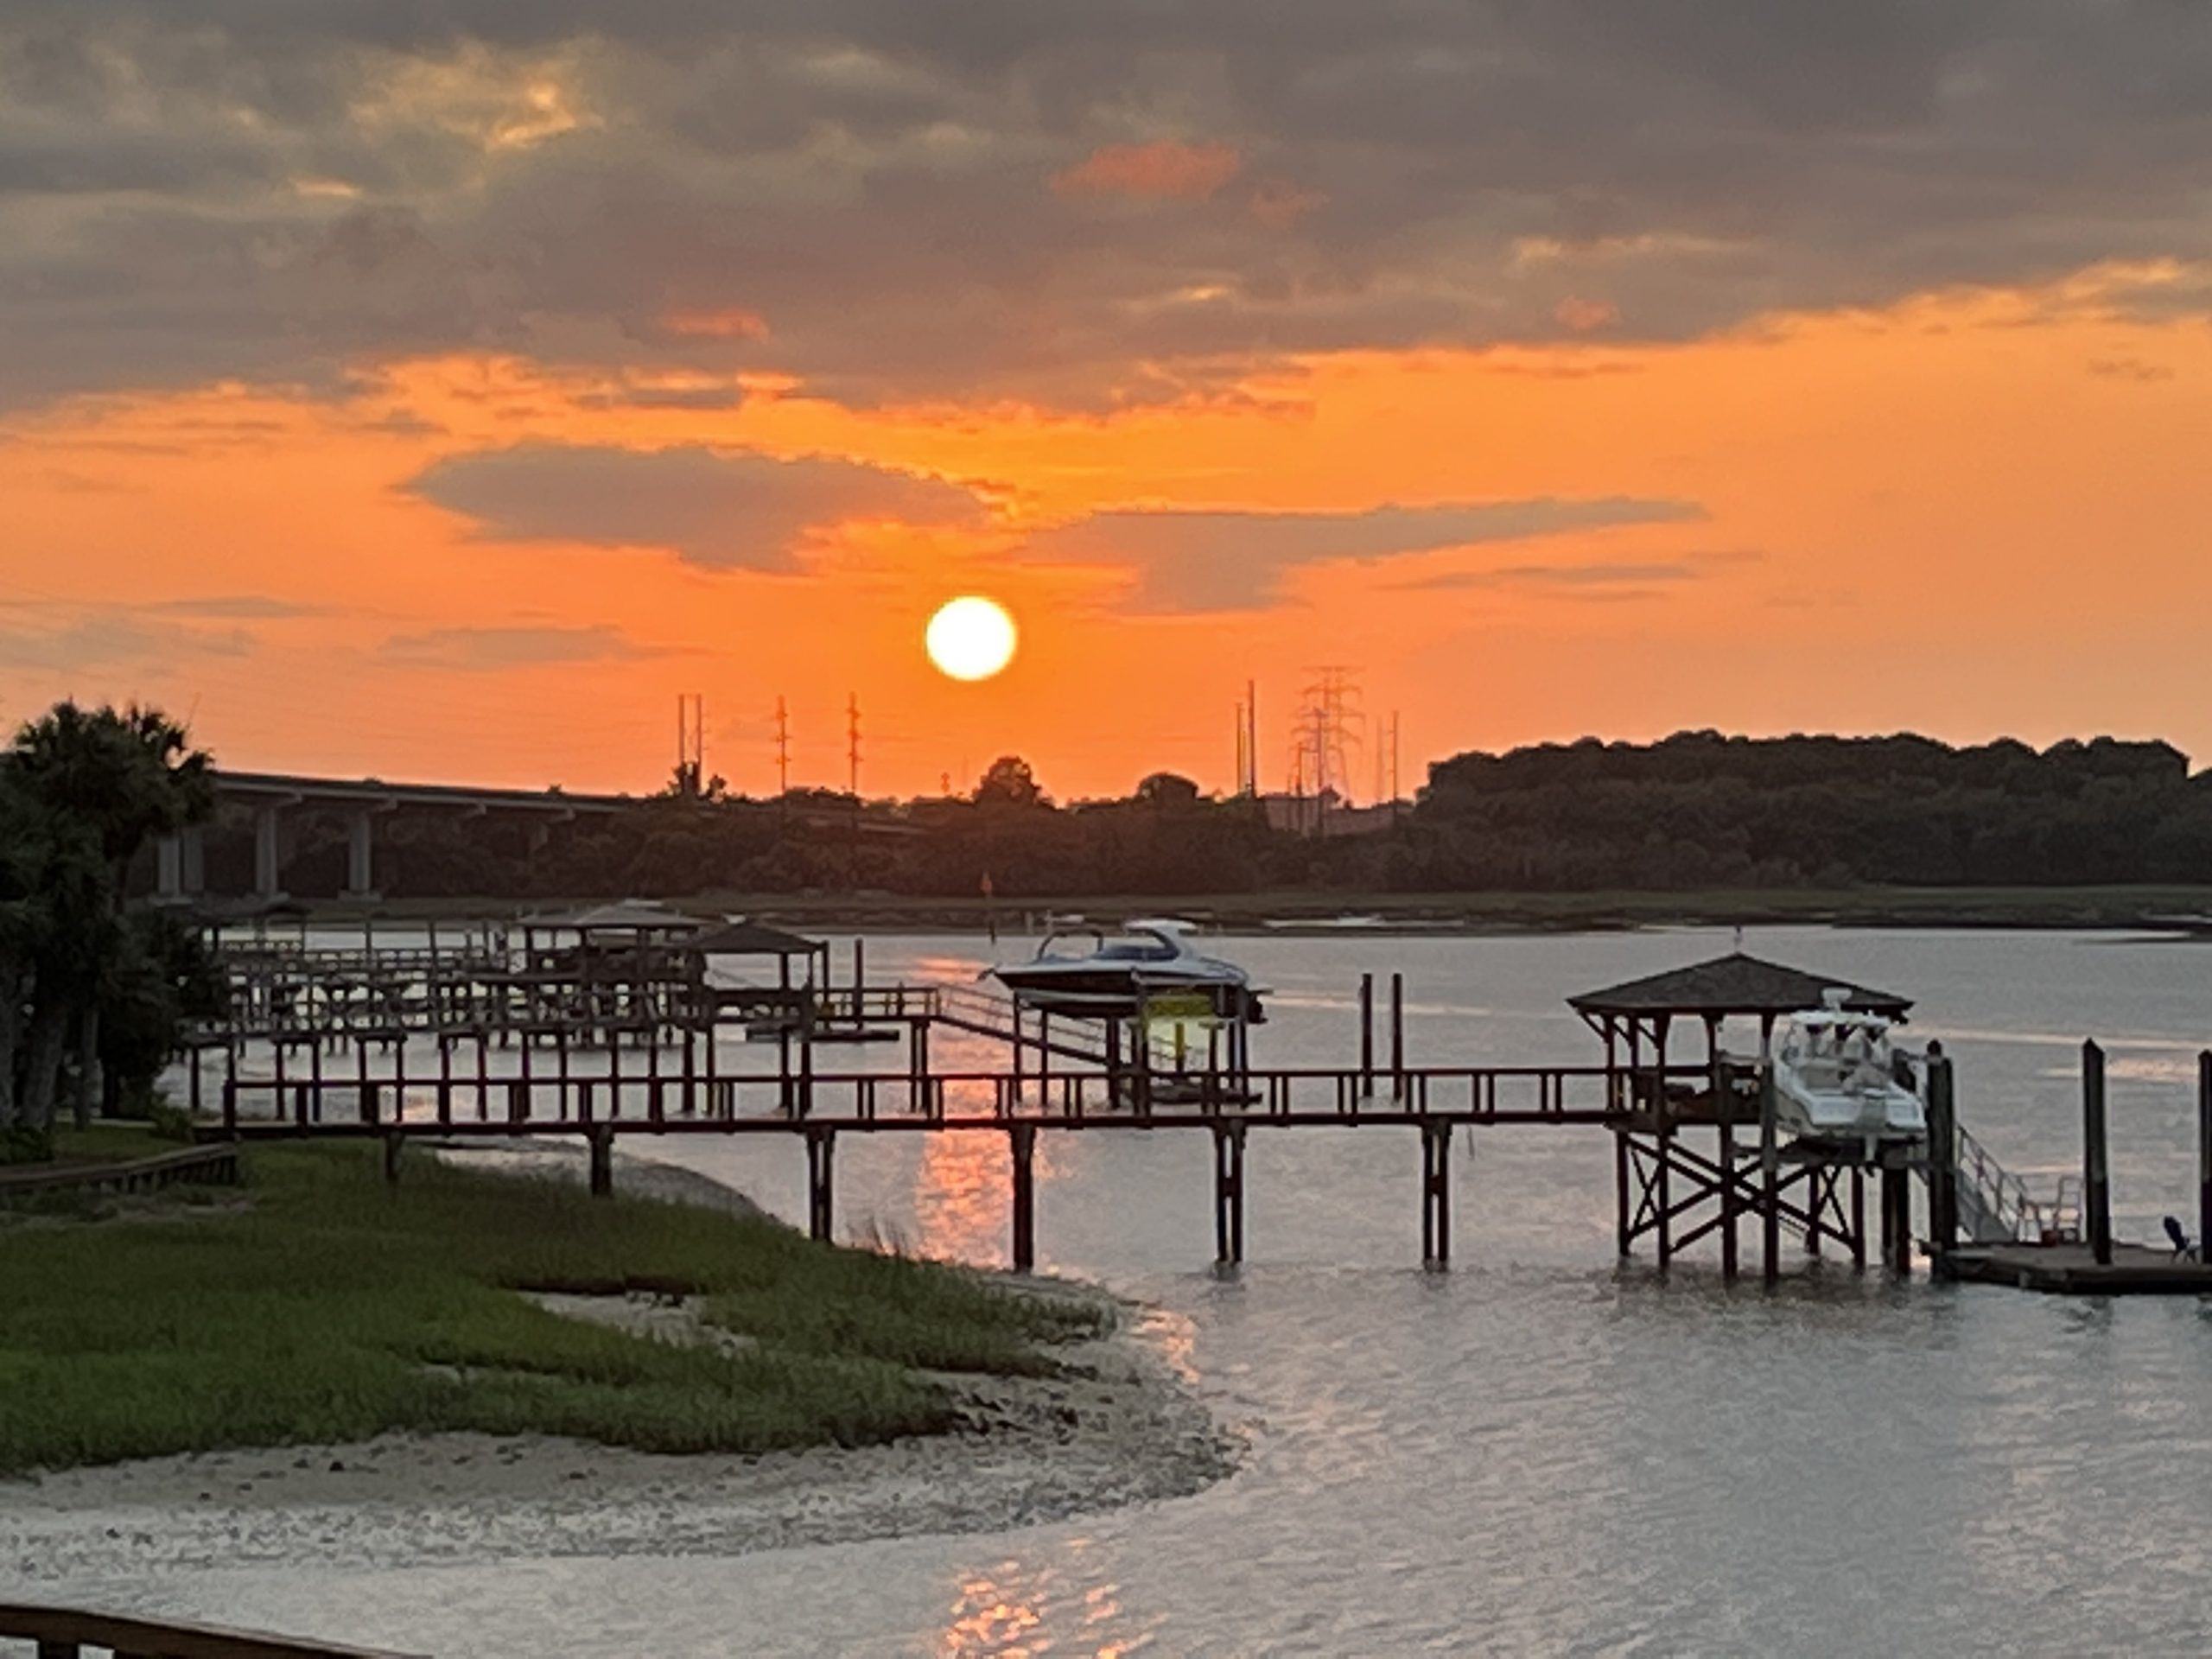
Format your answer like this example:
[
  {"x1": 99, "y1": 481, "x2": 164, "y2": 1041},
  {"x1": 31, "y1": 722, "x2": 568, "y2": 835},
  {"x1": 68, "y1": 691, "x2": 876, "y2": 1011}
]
[{"x1": 3, "y1": 13, "x2": 2209, "y2": 799}]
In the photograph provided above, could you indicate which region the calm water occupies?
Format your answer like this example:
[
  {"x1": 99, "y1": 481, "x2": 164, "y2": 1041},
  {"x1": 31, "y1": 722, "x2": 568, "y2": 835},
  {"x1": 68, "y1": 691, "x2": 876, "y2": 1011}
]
[{"x1": 22, "y1": 927, "x2": 2212, "y2": 1655}]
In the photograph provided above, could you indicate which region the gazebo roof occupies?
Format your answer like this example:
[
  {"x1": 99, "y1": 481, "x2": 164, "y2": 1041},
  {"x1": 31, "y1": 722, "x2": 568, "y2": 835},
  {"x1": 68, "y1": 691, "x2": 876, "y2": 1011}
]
[
  {"x1": 1567, "y1": 951, "x2": 1912, "y2": 1022},
  {"x1": 519, "y1": 899, "x2": 712, "y2": 934},
  {"x1": 684, "y1": 918, "x2": 822, "y2": 957}
]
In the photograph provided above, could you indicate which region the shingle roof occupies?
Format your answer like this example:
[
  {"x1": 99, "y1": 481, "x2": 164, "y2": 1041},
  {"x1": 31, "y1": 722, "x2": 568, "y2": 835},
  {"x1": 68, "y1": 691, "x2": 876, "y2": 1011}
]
[
  {"x1": 1567, "y1": 951, "x2": 1912, "y2": 1020},
  {"x1": 683, "y1": 919, "x2": 822, "y2": 957},
  {"x1": 518, "y1": 900, "x2": 712, "y2": 933}
]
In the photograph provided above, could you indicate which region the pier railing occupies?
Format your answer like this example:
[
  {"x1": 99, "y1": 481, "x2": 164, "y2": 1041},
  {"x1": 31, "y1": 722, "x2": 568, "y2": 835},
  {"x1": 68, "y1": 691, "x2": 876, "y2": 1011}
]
[{"x1": 219, "y1": 1060, "x2": 1711, "y2": 1133}]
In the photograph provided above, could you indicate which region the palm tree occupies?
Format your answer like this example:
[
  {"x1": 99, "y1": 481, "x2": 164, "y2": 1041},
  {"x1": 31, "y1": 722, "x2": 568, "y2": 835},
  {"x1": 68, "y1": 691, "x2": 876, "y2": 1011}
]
[{"x1": 3, "y1": 703, "x2": 213, "y2": 1132}]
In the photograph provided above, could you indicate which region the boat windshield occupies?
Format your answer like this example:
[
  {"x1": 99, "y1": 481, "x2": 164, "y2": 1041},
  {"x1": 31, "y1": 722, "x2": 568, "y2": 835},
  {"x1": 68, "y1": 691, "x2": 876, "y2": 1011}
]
[{"x1": 1096, "y1": 937, "x2": 1179, "y2": 962}]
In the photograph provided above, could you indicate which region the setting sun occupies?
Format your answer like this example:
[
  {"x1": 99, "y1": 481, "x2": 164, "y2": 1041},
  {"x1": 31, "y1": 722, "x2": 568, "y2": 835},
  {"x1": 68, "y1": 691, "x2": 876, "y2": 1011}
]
[{"x1": 925, "y1": 595, "x2": 1018, "y2": 682}]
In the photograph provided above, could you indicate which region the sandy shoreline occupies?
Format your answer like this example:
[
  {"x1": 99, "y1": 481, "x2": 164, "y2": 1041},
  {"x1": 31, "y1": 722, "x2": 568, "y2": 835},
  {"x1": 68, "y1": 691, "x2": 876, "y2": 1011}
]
[{"x1": 0, "y1": 1152, "x2": 1239, "y2": 1581}]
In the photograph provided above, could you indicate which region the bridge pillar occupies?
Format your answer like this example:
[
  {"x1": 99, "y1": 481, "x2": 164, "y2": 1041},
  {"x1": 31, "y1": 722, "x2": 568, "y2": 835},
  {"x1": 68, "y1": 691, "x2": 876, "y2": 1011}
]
[
  {"x1": 342, "y1": 808, "x2": 380, "y2": 902},
  {"x1": 253, "y1": 804, "x2": 287, "y2": 902},
  {"x1": 156, "y1": 833, "x2": 186, "y2": 904},
  {"x1": 156, "y1": 825, "x2": 208, "y2": 903}
]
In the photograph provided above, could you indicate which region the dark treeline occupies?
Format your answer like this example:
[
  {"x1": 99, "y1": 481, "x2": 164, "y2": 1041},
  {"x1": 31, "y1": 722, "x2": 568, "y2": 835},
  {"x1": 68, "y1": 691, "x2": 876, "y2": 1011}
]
[{"x1": 175, "y1": 732, "x2": 2212, "y2": 902}]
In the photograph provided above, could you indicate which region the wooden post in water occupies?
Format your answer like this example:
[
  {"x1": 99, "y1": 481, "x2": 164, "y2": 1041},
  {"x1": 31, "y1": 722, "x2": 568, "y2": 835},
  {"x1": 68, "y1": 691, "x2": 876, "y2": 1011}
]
[
  {"x1": 2083, "y1": 1039, "x2": 2112, "y2": 1267},
  {"x1": 806, "y1": 1127, "x2": 836, "y2": 1243},
  {"x1": 1883, "y1": 1164, "x2": 1913, "y2": 1274},
  {"x1": 1759, "y1": 1062, "x2": 1781, "y2": 1286},
  {"x1": 1613, "y1": 1132, "x2": 1631, "y2": 1258},
  {"x1": 383, "y1": 1130, "x2": 404, "y2": 1188},
  {"x1": 1924, "y1": 1052, "x2": 1959, "y2": 1265},
  {"x1": 1211, "y1": 1121, "x2": 1246, "y2": 1267},
  {"x1": 1421, "y1": 1120, "x2": 1453, "y2": 1266},
  {"x1": 588, "y1": 1126, "x2": 613, "y2": 1198},
  {"x1": 1357, "y1": 973, "x2": 1376, "y2": 1095},
  {"x1": 1389, "y1": 972, "x2": 1406, "y2": 1100},
  {"x1": 1849, "y1": 1165, "x2": 1867, "y2": 1269},
  {"x1": 1008, "y1": 1123, "x2": 1037, "y2": 1272},
  {"x1": 1713, "y1": 1028, "x2": 1737, "y2": 1280},
  {"x1": 2198, "y1": 1052, "x2": 2212, "y2": 1264}
]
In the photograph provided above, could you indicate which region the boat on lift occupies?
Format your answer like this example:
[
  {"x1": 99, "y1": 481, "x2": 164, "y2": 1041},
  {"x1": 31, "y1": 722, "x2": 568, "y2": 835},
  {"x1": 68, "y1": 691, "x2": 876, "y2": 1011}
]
[
  {"x1": 988, "y1": 918, "x2": 1266, "y2": 1023},
  {"x1": 1770, "y1": 989, "x2": 1927, "y2": 1159}
]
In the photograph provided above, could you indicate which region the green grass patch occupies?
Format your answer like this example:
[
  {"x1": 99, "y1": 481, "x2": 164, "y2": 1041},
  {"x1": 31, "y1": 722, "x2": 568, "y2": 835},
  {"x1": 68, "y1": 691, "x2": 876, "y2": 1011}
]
[{"x1": 0, "y1": 1143, "x2": 1102, "y2": 1475}]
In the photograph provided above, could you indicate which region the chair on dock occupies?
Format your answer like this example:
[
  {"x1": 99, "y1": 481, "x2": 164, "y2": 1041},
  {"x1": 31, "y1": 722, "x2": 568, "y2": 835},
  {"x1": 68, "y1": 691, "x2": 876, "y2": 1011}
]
[{"x1": 2163, "y1": 1215, "x2": 2198, "y2": 1261}]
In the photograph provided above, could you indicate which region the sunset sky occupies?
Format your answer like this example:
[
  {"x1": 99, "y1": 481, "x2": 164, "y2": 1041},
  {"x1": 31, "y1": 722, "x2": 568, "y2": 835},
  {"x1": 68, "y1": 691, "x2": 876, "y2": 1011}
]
[{"x1": 3, "y1": 5, "x2": 2209, "y2": 800}]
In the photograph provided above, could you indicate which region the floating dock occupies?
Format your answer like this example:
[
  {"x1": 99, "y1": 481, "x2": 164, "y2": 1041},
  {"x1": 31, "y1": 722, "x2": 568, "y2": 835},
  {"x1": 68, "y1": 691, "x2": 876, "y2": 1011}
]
[{"x1": 1943, "y1": 1243, "x2": 2212, "y2": 1295}]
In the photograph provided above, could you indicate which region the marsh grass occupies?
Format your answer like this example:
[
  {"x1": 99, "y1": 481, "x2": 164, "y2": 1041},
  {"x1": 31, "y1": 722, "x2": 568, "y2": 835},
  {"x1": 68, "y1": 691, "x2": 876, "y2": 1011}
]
[{"x1": 0, "y1": 1142, "x2": 1102, "y2": 1475}]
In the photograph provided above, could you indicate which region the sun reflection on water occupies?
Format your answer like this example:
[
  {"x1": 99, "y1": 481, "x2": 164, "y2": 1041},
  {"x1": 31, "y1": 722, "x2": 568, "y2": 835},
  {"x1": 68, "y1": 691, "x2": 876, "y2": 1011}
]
[{"x1": 914, "y1": 1129, "x2": 1067, "y2": 1268}]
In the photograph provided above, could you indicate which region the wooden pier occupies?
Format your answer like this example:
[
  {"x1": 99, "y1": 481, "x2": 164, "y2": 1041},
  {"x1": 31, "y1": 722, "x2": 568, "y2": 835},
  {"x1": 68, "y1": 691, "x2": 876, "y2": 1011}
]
[{"x1": 184, "y1": 930, "x2": 2212, "y2": 1287}]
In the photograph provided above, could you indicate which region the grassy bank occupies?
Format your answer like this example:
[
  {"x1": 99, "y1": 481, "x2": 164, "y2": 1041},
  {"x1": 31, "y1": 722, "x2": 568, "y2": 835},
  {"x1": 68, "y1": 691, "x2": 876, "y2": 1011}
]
[
  {"x1": 276, "y1": 884, "x2": 2212, "y2": 934},
  {"x1": 0, "y1": 1141, "x2": 1103, "y2": 1477}
]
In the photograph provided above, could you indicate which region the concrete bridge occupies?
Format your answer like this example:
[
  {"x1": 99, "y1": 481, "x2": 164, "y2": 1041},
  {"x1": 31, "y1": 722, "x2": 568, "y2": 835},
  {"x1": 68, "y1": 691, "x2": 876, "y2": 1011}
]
[{"x1": 158, "y1": 771, "x2": 629, "y2": 905}]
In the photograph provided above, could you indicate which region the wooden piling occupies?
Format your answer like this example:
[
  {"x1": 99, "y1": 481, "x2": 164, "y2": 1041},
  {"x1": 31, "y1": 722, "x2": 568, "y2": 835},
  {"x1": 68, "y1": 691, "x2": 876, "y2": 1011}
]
[
  {"x1": 2084, "y1": 1039, "x2": 2112, "y2": 1267},
  {"x1": 588, "y1": 1127, "x2": 613, "y2": 1198},
  {"x1": 1421, "y1": 1120, "x2": 1453, "y2": 1265},
  {"x1": 1389, "y1": 972, "x2": 1406, "y2": 1099},
  {"x1": 1613, "y1": 1133, "x2": 1631, "y2": 1257},
  {"x1": 805, "y1": 1127, "x2": 836, "y2": 1243},
  {"x1": 1008, "y1": 1123, "x2": 1037, "y2": 1272},
  {"x1": 2199, "y1": 1051, "x2": 2212, "y2": 1263},
  {"x1": 1211, "y1": 1121, "x2": 1246, "y2": 1266},
  {"x1": 1719, "y1": 1121, "x2": 1738, "y2": 1279},
  {"x1": 383, "y1": 1130, "x2": 404, "y2": 1187},
  {"x1": 1883, "y1": 1165, "x2": 1912, "y2": 1273},
  {"x1": 1849, "y1": 1165, "x2": 1866, "y2": 1269},
  {"x1": 1925, "y1": 1054, "x2": 1959, "y2": 1263},
  {"x1": 1758, "y1": 1064, "x2": 1780, "y2": 1285},
  {"x1": 1358, "y1": 973, "x2": 1375, "y2": 1093}
]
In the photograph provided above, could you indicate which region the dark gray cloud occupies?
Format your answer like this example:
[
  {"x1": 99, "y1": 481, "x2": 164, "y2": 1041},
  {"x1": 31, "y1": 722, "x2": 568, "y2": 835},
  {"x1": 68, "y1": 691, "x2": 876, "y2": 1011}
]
[
  {"x1": 3, "y1": 3, "x2": 2209, "y2": 410},
  {"x1": 1027, "y1": 498, "x2": 1705, "y2": 610},
  {"x1": 378, "y1": 622, "x2": 666, "y2": 670},
  {"x1": 405, "y1": 442, "x2": 984, "y2": 569}
]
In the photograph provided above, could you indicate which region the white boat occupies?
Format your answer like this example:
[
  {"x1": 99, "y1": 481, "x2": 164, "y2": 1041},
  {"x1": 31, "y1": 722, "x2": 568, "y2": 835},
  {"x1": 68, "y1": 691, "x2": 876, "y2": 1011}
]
[
  {"x1": 1770, "y1": 990, "x2": 1927, "y2": 1157},
  {"x1": 988, "y1": 918, "x2": 1265, "y2": 1023}
]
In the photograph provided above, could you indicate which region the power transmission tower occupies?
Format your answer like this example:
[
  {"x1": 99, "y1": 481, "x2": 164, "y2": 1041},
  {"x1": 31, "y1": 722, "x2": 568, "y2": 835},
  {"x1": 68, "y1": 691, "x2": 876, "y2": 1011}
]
[
  {"x1": 846, "y1": 692, "x2": 862, "y2": 799},
  {"x1": 675, "y1": 694, "x2": 705, "y2": 799},
  {"x1": 774, "y1": 696, "x2": 790, "y2": 797},
  {"x1": 1291, "y1": 667, "x2": 1363, "y2": 831}
]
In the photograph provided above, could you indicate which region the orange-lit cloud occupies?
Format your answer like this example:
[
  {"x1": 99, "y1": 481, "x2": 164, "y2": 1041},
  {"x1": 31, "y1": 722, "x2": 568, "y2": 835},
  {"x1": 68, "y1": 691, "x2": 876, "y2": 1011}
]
[{"x1": 1052, "y1": 140, "x2": 1243, "y2": 200}]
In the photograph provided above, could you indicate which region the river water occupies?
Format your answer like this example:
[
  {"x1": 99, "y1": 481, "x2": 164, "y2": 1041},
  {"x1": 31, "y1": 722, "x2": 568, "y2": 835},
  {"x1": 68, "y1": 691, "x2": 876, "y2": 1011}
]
[{"x1": 22, "y1": 926, "x2": 2212, "y2": 1655}]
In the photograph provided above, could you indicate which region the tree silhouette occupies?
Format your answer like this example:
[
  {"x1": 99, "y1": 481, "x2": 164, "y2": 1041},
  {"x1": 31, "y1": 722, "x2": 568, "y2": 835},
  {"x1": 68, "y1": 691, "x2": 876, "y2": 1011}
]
[{"x1": 973, "y1": 755, "x2": 1045, "y2": 809}]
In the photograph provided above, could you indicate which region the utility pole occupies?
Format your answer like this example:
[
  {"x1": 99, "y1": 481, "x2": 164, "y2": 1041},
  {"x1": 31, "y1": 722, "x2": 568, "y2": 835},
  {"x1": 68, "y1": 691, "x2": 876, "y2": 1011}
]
[
  {"x1": 1389, "y1": 710, "x2": 1402, "y2": 821},
  {"x1": 774, "y1": 696, "x2": 790, "y2": 797},
  {"x1": 1238, "y1": 679, "x2": 1260, "y2": 797}
]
